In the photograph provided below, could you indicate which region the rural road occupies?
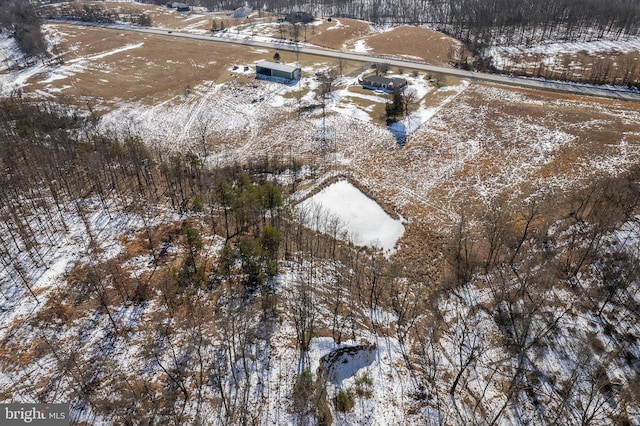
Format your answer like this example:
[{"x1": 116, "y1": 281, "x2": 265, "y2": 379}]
[{"x1": 54, "y1": 20, "x2": 640, "y2": 102}]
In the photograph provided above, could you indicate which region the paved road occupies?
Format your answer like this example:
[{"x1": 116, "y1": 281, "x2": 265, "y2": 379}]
[{"x1": 52, "y1": 20, "x2": 640, "y2": 102}]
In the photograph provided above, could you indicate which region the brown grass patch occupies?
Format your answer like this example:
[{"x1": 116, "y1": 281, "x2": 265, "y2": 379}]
[
  {"x1": 341, "y1": 85, "x2": 389, "y2": 122},
  {"x1": 336, "y1": 79, "x2": 640, "y2": 264},
  {"x1": 119, "y1": 232, "x2": 147, "y2": 257},
  {"x1": 17, "y1": 339, "x2": 49, "y2": 368},
  {"x1": 307, "y1": 18, "x2": 373, "y2": 50},
  {"x1": 313, "y1": 327, "x2": 334, "y2": 339},
  {"x1": 34, "y1": 24, "x2": 271, "y2": 107},
  {"x1": 363, "y1": 26, "x2": 460, "y2": 67},
  {"x1": 34, "y1": 23, "x2": 375, "y2": 110},
  {"x1": 420, "y1": 81, "x2": 461, "y2": 108}
]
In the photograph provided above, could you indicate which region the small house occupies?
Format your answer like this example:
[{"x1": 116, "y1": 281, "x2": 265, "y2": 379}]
[
  {"x1": 359, "y1": 75, "x2": 407, "y2": 91},
  {"x1": 256, "y1": 60, "x2": 301, "y2": 81},
  {"x1": 284, "y1": 11, "x2": 314, "y2": 24},
  {"x1": 234, "y1": 6, "x2": 253, "y2": 18},
  {"x1": 173, "y1": 2, "x2": 190, "y2": 12}
]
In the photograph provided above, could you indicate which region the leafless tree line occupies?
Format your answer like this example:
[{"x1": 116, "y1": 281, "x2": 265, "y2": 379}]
[{"x1": 402, "y1": 171, "x2": 640, "y2": 424}]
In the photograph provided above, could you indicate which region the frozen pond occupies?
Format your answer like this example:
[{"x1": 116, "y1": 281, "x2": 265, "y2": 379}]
[{"x1": 298, "y1": 181, "x2": 404, "y2": 254}]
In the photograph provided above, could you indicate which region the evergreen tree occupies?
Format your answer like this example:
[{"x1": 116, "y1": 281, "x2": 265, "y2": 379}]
[{"x1": 385, "y1": 89, "x2": 404, "y2": 120}]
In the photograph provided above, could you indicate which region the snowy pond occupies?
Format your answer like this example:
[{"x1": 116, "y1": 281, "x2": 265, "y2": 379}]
[{"x1": 297, "y1": 181, "x2": 404, "y2": 254}]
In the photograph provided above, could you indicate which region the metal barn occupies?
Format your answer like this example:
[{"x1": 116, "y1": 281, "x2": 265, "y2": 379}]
[{"x1": 255, "y1": 60, "x2": 301, "y2": 81}]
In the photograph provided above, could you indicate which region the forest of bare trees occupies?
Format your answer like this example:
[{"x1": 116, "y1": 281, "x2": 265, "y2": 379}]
[
  {"x1": 42, "y1": 3, "x2": 153, "y2": 26},
  {"x1": 0, "y1": 0, "x2": 46, "y2": 58},
  {"x1": 0, "y1": 93, "x2": 638, "y2": 423}
]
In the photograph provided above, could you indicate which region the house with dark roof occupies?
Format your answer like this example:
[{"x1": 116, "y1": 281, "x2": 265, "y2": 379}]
[
  {"x1": 359, "y1": 75, "x2": 407, "y2": 91},
  {"x1": 256, "y1": 60, "x2": 301, "y2": 81},
  {"x1": 284, "y1": 11, "x2": 314, "y2": 24},
  {"x1": 171, "y1": 2, "x2": 189, "y2": 12}
]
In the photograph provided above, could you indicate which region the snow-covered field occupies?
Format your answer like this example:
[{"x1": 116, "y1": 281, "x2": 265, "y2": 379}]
[
  {"x1": 4, "y1": 18, "x2": 637, "y2": 232},
  {"x1": 0, "y1": 36, "x2": 22, "y2": 70}
]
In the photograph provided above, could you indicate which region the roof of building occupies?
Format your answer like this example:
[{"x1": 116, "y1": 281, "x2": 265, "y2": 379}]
[
  {"x1": 285, "y1": 11, "x2": 314, "y2": 23},
  {"x1": 234, "y1": 6, "x2": 253, "y2": 15},
  {"x1": 362, "y1": 75, "x2": 406, "y2": 86},
  {"x1": 256, "y1": 60, "x2": 300, "y2": 73}
]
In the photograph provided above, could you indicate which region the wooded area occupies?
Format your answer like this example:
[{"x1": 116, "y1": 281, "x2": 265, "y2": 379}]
[
  {"x1": 42, "y1": 3, "x2": 152, "y2": 26},
  {"x1": 1, "y1": 93, "x2": 638, "y2": 424},
  {"x1": 0, "y1": 0, "x2": 46, "y2": 58}
]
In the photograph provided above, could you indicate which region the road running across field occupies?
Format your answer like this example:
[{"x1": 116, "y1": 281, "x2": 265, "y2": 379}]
[{"x1": 52, "y1": 20, "x2": 640, "y2": 102}]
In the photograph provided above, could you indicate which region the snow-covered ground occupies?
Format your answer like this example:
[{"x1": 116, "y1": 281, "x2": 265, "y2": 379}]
[
  {"x1": 2, "y1": 193, "x2": 637, "y2": 424},
  {"x1": 1, "y1": 12, "x2": 640, "y2": 425},
  {"x1": 487, "y1": 37, "x2": 640, "y2": 65},
  {"x1": 0, "y1": 34, "x2": 46, "y2": 96},
  {"x1": 0, "y1": 35, "x2": 22, "y2": 70},
  {"x1": 352, "y1": 39, "x2": 372, "y2": 53},
  {"x1": 485, "y1": 36, "x2": 640, "y2": 78},
  {"x1": 297, "y1": 180, "x2": 405, "y2": 254}
]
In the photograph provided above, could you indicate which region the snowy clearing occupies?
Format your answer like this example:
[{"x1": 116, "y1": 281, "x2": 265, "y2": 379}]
[{"x1": 297, "y1": 180, "x2": 405, "y2": 253}]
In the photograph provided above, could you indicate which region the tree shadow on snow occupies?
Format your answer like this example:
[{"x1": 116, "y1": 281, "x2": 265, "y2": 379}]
[
  {"x1": 387, "y1": 120, "x2": 407, "y2": 147},
  {"x1": 320, "y1": 345, "x2": 377, "y2": 384}
]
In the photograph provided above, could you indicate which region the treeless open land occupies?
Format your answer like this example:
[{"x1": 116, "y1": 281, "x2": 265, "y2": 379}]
[
  {"x1": 306, "y1": 18, "x2": 373, "y2": 49},
  {"x1": 36, "y1": 27, "x2": 309, "y2": 108},
  {"x1": 36, "y1": 24, "x2": 276, "y2": 107},
  {"x1": 305, "y1": 20, "x2": 460, "y2": 66},
  {"x1": 34, "y1": 22, "x2": 372, "y2": 109},
  {"x1": 346, "y1": 84, "x2": 640, "y2": 225},
  {"x1": 353, "y1": 26, "x2": 460, "y2": 66}
]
